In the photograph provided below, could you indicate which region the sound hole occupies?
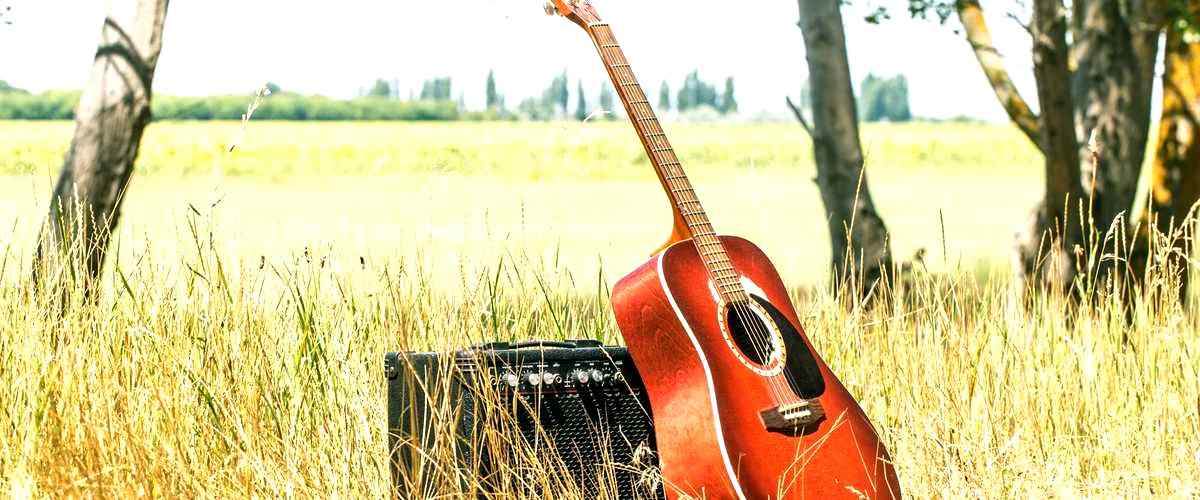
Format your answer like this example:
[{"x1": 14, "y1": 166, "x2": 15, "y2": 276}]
[{"x1": 725, "y1": 303, "x2": 776, "y2": 366}]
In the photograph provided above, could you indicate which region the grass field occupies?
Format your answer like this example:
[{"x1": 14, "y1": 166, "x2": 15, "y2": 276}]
[{"x1": 1, "y1": 120, "x2": 1197, "y2": 497}]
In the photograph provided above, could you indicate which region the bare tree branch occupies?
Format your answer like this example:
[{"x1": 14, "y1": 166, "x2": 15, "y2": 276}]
[
  {"x1": 958, "y1": 0, "x2": 1043, "y2": 151},
  {"x1": 785, "y1": 96, "x2": 814, "y2": 138}
]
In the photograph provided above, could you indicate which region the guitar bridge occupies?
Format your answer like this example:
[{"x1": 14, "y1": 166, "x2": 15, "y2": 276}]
[{"x1": 760, "y1": 398, "x2": 825, "y2": 434}]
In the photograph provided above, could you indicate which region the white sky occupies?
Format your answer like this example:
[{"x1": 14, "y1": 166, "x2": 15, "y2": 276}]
[{"x1": 0, "y1": 0, "x2": 1041, "y2": 120}]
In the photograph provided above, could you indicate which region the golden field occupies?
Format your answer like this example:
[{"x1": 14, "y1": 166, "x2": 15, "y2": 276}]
[{"x1": 0, "y1": 120, "x2": 1197, "y2": 497}]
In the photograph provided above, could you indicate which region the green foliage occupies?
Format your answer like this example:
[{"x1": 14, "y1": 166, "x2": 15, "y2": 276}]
[
  {"x1": 860, "y1": 73, "x2": 912, "y2": 122},
  {"x1": 367, "y1": 79, "x2": 392, "y2": 98},
  {"x1": 515, "y1": 72, "x2": 572, "y2": 120},
  {"x1": 516, "y1": 97, "x2": 553, "y2": 121},
  {"x1": 0, "y1": 90, "x2": 79, "y2": 119},
  {"x1": 148, "y1": 95, "x2": 460, "y2": 121},
  {"x1": 677, "y1": 70, "x2": 719, "y2": 112},
  {"x1": 658, "y1": 81, "x2": 671, "y2": 112},
  {"x1": 676, "y1": 71, "x2": 735, "y2": 115},
  {"x1": 720, "y1": 77, "x2": 737, "y2": 114},
  {"x1": 485, "y1": 70, "x2": 503, "y2": 110},
  {"x1": 419, "y1": 77, "x2": 452, "y2": 101},
  {"x1": 0, "y1": 80, "x2": 28, "y2": 94},
  {"x1": 574, "y1": 80, "x2": 589, "y2": 121},
  {"x1": 598, "y1": 81, "x2": 615, "y2": 120},
  {"x1": 541, "y1": 71, "x2": 568, "y2": 117}
]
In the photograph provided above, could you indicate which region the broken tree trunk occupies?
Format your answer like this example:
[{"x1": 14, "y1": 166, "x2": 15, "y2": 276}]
[
  {"x1": 794, "y1": 0, "x2": 893, "y2": 298},
  {"x1": 34, "y1": 0, "x2": 170, "y2": 292}
]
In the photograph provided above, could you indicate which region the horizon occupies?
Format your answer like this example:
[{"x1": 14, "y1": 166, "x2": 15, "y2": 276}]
[{"x1": 0, "y1": 0, "x2": 1056, "y2": 122}]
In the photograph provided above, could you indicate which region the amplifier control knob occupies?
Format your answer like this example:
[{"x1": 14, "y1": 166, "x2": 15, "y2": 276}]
[
  {"x1": 504, "y1": 372, "x2": 519, "y2": 387},
  {"x1": 612, "y1": 371, "x2": 625, "y2": 383},
  {"x1": 590, "y1": 369, "x2": 606, "y2": 383},
  {"x1": 574, "y1": 370, "x2": 590, "y2": 384},
  {"x1": 542, "y1": 372, "x2": 556, "y2": 385},
  {"x1": 527, "y1": 373, "x2": 541, "y2": 386}
]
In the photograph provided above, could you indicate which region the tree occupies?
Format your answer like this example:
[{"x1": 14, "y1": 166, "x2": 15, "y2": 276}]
[
  {"x1": 658, "y1": 81, "x2": 671, "y2": 112},
  {"x1": 35, "y1": 0, "x2": 171, "y2": 291},
  {"x1": 556, "y1": 70, "x2": 569, "y2": 115},
  {"x1": 265, "y1": 82, "x2": 282, "y2": 95},
  {"x1": 720, "y1": 77, "x2": 737, "y2": 114},
  {"x1": 790, "y1": 0, "x2": 893, "y2": 299},
  {"x1": 860, "y1": 74, "x2": 911, "y2": 122},
  {"x1": 420, "y1": 77, "x2": 452, "y2": 101},
  {"x1": 368, "y1": 78, "x2": 391, "y2": 98},
  {"x1": 1012, "y1": 0, "x2": 1087, "y2": 294},
  {"x1": 485, "y1": 70, "x2": 503, "y2": 110},
  {"x1": 1131, "y1": 14, "x2": 1200, "y2": 300},
  {"x1": 574, "y1": 80, "x2": 589, "y2": 121},
  {"x1": 908, "y1": 0, "x2": 1166, "y2": 298},
  {"x1": 677, "y1": 71, "x2": 719, "y2": 112},
  {"x1": 0, "y1": 80, "x2": 27, "y2": 94},
  {"x1": 599, "y1": 81, "x2": 615, "y2": 119}
]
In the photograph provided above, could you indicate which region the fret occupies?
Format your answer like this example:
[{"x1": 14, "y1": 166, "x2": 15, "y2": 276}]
[
  {"x1": 585, "y1": 20, "x2": 748, "y2": 299},
  {"x1": 715, "y1": 276, "x2": 741, "y2": 287}
]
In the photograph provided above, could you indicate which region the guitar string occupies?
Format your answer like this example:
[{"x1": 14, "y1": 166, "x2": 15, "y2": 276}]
[
  {"x1": 587, "y1": 25, "x2": 784, "y2": 384},
  {"x1": 588, "y1": 26, "x2": 792, "y2": 404},
  {"x1": 590, "y1": 24, "x2": 797, "y2": 406},
  {"x1": 588, "y1": 26, "x2": 795, "y2": 406}
]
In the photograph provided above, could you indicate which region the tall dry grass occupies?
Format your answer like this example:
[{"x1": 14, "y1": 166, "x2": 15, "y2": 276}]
[{"x1": 1, "y1": 206, "x2": 1198, "y2": 498}]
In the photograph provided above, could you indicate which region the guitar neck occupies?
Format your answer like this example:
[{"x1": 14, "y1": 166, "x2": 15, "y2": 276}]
[{"x1": 584, "y1": 23, "x2": 747, "y2": 303}]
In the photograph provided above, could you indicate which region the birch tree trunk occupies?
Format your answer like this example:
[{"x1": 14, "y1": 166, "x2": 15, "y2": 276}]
[
  {"x1": 795, "y1": 0, "x2": 893, "y2": 297},
  {"x1": 34, "y1": 0, "x2": 170, "y2": 291}
]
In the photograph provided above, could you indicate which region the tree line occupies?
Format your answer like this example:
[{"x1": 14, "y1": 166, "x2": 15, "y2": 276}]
[
  {"x1": 31, "y1": 0, "x2": 1200, "y2": 314},
  {"x1": 0, "y1": 80, "x2": 469, "y2": 121},
  {"x1": 0, "y1": 68, "x2": 742, "y2": 121},
  {"x1": 510, "y1": 69, "x2": 741, "y2": 121},
  {"x1": 1, "y1": 70, "x2": 912, "y2": 122}
]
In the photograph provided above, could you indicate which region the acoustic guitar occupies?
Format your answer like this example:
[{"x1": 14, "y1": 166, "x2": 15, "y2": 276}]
[{"x1": 546, "y1": 1, "x2": 901, "y2": 498}]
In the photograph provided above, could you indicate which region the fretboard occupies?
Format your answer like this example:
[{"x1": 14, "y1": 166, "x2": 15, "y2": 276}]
[{"x1": 586, "y1": 23, "x2": 748, "y2": 304}]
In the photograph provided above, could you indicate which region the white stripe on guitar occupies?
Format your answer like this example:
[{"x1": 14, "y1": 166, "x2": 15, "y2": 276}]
[{"x1": 657, "y1": 249, "x2": 749, "y2": 500}]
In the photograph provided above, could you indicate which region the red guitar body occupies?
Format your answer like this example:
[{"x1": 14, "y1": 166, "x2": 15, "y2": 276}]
[{"x1": 613, "y1": 236, "x2": 901, "y2": 499}]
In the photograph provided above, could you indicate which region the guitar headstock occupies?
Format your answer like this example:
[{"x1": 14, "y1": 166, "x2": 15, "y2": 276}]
[{"x1": 544, "y1": 0, "x2": 602, "y2": 29}]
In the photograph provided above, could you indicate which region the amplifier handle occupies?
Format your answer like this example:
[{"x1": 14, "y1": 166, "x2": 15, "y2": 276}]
[{"x1": 509, "y1": 340, "x2": 582, "y2": 349}]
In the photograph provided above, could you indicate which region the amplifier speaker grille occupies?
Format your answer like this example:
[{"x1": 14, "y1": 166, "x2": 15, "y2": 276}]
[{"x1": 386, "y1": 341, "x2": 664, "y2": 499}]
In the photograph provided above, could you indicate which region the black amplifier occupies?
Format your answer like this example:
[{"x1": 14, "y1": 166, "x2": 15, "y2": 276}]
[{"x1": 385, "y1": 339, "x2": 664, "y2": 499}]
